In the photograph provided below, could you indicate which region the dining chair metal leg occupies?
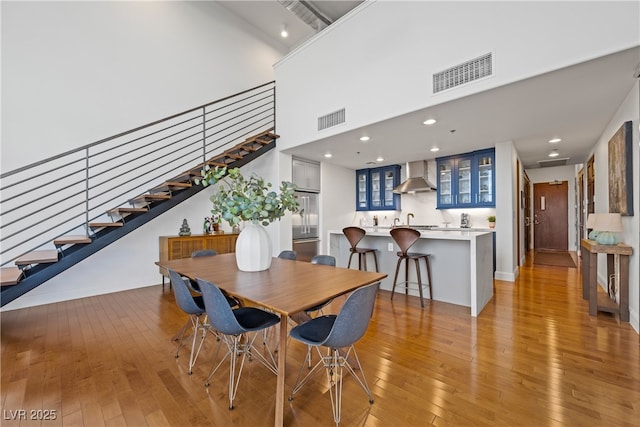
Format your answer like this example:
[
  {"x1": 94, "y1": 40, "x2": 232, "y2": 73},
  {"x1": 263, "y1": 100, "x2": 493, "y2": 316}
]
[
  {"x1": 289, "y1": 345, "x2": 373, "y2": 425},
  {"x1": 205, "y1": 331, "x2": 278, "y2": 409}
]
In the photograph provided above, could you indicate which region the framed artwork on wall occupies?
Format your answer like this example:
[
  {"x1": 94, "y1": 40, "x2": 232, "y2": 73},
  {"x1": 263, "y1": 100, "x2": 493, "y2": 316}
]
[{"x1": 608, "y1": 121, "x2": 633, "y2": 216}]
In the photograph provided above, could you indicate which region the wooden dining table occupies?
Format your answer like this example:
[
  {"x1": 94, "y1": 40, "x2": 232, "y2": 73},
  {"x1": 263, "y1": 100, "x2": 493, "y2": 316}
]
[{"x1": 156, "y1": 253, "x2": 387, "y2": 426}]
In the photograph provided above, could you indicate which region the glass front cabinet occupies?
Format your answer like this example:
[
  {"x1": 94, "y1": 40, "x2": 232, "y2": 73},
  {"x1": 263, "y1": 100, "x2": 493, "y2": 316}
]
[
  {"x1": 436, "y1": 148, "x2": 495, "y2": 209},
  {"x1": 356, "y1": 165, "x2": 401, "y2": 211}
]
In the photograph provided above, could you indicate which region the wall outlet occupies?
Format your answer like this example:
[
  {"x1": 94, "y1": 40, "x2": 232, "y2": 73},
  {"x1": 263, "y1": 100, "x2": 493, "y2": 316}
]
[{"x1": 387, "y1": 243, "x2": 394, "y2": 251}]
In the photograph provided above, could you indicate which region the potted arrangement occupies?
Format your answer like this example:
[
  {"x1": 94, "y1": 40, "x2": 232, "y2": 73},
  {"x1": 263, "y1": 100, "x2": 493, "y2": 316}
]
[
  {"x1": 196, "y1": 166, "x2": 299, "y2": 271},
  {"x1": 487, "y1": 215, "x2": 496, "y2": 229}
]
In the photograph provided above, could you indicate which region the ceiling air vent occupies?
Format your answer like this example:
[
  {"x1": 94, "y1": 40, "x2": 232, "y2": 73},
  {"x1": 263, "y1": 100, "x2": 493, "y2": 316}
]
[
  {"x1": 537, "y1": 157, "x2": 570, "y2": 168},
  {"x1": 433, "y1": 52, "x2": 493, "y2": 93},
  {"x1": 317, "y1": 108, "x2": 345, "y2": 131}
]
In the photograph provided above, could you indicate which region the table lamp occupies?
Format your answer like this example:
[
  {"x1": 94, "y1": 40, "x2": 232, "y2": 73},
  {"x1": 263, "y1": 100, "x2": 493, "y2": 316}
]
[
  {"x1": 594, "y1": 213, "x2": 623, "y2": 245},
  {"x1": 586, "y1": 213, "x2": 599, "y2": 240}
]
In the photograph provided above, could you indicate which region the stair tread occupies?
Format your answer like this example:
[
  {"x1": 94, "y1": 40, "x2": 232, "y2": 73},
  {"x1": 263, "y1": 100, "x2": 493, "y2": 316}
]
[
  {"x1": 139, "y1": 193, "x2": 171, "y2": 200},
  {"x1": 15, "y1": 250, "x2": 59, "y2": 265},
  {"x1": 0, "y1": 267, "x2": 24, "y2": 286},
  {"x1": 169, "y1": 173, "x2": 193, "y2": 183},
  {"x1": 106, "y1": 207, "x2": 148, "y2": 214},
  {"x1": 53, "y1": 235, "x2": 92, "y2": 245},
  {"x1": 89, "y1": 222, "x2": 124, "y2": 228},
  {"x1": 222, "y1": 152, "x2": 243, "y2": 160},
  {"x1": 149, "y1": 182, "x2": 191, "y2": 193},
  {"x1": 205, "y1": 160, "x2": 228, "y2": 168}
]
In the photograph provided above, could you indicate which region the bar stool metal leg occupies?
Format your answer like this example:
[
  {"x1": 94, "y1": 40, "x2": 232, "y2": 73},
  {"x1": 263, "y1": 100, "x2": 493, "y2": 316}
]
[
  {"x1": 390, "y1": 256, "x2": 403, "y2": 300},
  {"x1": 404, "y1": 256, "x2": 409, "y2": 295},
  {"x1": 425, "y1": 255, "x2": 433, "y2": 299},
  {"x1": 347, "y1": 251, "x2": 356, "y2": 269},
  {"x1": 415, "y1": 258, "x2": 424, "y2": 307}
]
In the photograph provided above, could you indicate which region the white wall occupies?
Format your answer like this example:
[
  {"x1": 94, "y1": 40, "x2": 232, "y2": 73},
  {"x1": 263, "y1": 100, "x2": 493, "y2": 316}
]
[
  {"x1": 275, "y1": 1, "x2": 639, "y2": 152},
  {"x1": 526, "y1": 165, "x2": 579, "y2": 251},
  {"x1": 590, "y1": 82, "x2": 639, "y2": 333},
  {"x1": 320, "y1": 162, "x2": 356, "y2": 254},
  {"x1": 1, "y1": 1, "x2": 284, "y2": 171}
]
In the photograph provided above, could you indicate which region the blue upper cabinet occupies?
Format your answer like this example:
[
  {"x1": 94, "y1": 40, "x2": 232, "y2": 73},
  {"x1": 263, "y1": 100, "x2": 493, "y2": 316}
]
[
  {"x1": 436, "y1": 148, "x2": 495, "y2": 209},
  {"x1": 356, "y1": 165, "x2": 401, "y2": 211}
]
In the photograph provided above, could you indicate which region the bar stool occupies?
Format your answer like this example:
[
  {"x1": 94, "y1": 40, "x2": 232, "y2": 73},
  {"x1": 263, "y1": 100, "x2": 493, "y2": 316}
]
[
  {"x1": 390, "y1": 227, "x2": 433, "y2": 308},
  {"x1": 343, "y1": 226, "x2": 379, "y2": 272}
]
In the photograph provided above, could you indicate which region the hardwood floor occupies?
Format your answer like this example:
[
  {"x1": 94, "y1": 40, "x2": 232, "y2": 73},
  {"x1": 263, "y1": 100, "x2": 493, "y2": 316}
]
[{"x1": 2, "y1": 253, "x2": 639, "y2": 426}]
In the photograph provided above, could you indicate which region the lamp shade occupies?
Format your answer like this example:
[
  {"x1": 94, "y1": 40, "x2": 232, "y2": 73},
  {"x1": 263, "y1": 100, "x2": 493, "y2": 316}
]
[
  {"x1": 594, "y1": 213, "x2": 623, "y2": 245},
  {"x1": 586, "y1": 213, "x2": 598, "y2": 229},
  {"x1": 594, "y1": 213, "x2": 623, "y2": 232}
]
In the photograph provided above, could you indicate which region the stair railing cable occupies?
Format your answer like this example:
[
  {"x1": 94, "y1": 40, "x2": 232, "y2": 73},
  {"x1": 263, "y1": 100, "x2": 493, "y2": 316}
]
[{"x1": 0, "y1": 81, "x2": 275, "y2": 267}]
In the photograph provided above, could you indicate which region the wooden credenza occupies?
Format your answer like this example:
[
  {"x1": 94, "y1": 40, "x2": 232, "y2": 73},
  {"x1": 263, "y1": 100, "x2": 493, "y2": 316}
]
[{"x1": 158, "y1": 233, "x2": 239, "y2": 279}]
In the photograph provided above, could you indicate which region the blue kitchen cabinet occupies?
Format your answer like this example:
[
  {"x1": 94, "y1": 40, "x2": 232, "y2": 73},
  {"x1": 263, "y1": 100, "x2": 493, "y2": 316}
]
[
  {"x1": 356, "y1": 165, "x2": 401, "y2": 211},
  {"x1": 436, "y1": 148, "x2": 495, "y2": 209}
]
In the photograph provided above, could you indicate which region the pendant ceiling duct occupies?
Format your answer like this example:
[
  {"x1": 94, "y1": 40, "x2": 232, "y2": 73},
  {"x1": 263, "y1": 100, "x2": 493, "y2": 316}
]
[{"x1": 278, "y1": 0, "x2": 333, "y2": 31}]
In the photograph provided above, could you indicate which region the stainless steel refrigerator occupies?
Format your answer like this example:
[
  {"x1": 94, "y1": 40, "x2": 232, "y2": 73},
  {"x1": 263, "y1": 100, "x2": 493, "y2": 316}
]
[{"x1": 292, "y1": 191, "x2": 319, "y2": 262}]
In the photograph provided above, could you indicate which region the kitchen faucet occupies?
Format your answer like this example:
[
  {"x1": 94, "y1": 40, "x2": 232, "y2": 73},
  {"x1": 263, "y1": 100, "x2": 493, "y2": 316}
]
[
  {"x1": 393, "y1": 217, "x2": 400, "y2": 227},
  {"x1": 407, "y1": 213, "x2": 414, "y2": 225}
]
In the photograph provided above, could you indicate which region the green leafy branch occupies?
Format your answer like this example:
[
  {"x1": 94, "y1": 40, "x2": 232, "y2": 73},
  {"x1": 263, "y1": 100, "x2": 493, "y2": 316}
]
[{"x1": 195, "y1": 166, "x2": 299, "y2": 227}]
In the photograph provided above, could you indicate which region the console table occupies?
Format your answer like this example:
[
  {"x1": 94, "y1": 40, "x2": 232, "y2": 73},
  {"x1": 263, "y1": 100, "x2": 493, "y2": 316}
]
[
  {"x1": 580, "y1": 238, "x2": 632, "y2": 321},
  {"x1": 158, "y1": 233, "x2": 238, "y2": 285}
]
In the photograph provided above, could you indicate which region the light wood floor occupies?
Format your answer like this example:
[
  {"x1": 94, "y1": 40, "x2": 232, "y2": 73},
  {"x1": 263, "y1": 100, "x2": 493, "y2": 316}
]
[{"x1": 1, "y1": 253, "x2": 639, "y2": 426}]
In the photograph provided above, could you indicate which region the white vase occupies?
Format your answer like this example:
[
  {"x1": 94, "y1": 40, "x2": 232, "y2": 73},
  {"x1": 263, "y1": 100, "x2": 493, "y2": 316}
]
[{"x1": 235, "y1": 222, "x2": 272, "y2": 272}]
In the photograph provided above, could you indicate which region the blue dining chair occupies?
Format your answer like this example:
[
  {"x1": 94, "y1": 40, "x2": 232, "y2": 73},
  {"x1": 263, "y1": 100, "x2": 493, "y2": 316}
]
[
  {"x1": 288, "y1": 282, "x2": 379, "y2": 425},
  {"x1": 197, "y1": 277, "x2": 280, "y2": 410},
  {"x1": 168, "y1": 268, "x2": 214, "y2": 375},
  {"x1": 186, "y1": 249, "x2": 241, "y2": 308},
  {"x1": 304, "y1": 254, "x2": 337, "y2": 316},
  {"x1": 277, "y1": 250, "x2": 297, "y2": 260}
]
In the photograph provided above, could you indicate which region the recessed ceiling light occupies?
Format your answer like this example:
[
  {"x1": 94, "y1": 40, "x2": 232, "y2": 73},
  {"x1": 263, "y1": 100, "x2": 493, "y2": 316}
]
[
  {"x1": 324, "y1": 153, "x2": 332, "y2": 158},
  {"x1": 280, "y1": 25, "x2": 288, "y2": 38},
  {"x1": 548, "y1": 149, "x2": 560, "y2": 158},
  {"x1": 423, "y1": 119, "x2": 437, "y2": 125},
  {"x1": 430, "y1": 147, "x2": 440, "y2": 152},
  {"x1": 359, "y1": 136, "x2": 370, "y2": 142},
  {"x1": 549, "y1": 138, "x2": 562, "y2": 144},
  {"x1": 376, "y1": 156, "x2": 384, "y2": 162}
]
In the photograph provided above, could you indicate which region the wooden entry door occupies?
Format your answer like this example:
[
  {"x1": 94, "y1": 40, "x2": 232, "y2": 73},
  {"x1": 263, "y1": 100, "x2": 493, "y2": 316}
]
[
  {"x1": 534, "y1": 181, "x2": 568, "y2": 251},
  {"x1": 523, "y1": 174, "x2": 532, "y2": 251}
]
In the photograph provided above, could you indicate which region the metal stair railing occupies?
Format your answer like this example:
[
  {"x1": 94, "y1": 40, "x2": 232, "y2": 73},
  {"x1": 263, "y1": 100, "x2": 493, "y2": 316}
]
[{"x1": 0, "y1": 81, "x2": 275, "y2": 267}]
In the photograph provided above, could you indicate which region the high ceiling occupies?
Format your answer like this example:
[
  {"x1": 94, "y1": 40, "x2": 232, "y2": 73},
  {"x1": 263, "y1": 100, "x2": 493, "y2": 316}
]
[{"x1": 219, "y1": 1, "x2": 639, "y2": 170}]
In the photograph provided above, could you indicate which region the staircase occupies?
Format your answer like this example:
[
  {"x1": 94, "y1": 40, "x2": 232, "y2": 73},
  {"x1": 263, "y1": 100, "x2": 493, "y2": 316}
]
[{"x1": 0, "y1": 82, "x2": 276, "y2": 307}]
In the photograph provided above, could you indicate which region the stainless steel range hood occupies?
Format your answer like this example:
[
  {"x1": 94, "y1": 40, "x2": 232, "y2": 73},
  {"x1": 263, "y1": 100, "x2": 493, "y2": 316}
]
[{"x1": 393, "y1": 161, "x2": 437, "y2": 194}]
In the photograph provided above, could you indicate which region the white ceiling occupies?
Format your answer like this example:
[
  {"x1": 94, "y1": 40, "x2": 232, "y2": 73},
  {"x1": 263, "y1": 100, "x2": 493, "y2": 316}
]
[{"x1": 219, "y1": 1, "x2": 639, "y2": 170}]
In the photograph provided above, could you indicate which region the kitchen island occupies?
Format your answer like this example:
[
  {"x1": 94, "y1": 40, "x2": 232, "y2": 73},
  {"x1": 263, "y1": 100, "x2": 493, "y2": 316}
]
[{"x1": 328, "y1": 228, "x2": 494, "y2": 316}]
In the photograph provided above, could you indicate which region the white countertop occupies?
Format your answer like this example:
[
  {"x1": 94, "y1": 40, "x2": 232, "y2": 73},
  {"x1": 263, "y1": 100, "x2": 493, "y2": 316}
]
[{"x1": 329, "y1": 228, "x2": 493, "y2": 240}]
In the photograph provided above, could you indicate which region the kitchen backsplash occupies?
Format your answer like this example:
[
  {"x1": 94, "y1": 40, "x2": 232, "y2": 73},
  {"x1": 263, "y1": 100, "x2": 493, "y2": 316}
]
[{"x1": 351, "y1": 191, "x2": 496, "y2": 229}]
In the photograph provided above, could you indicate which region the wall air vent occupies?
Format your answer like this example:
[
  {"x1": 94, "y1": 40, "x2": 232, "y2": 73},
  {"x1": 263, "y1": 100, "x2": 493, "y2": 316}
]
[
  {"x1": 317, "y1": 108, "x2": 346, "y2": 131},
  {"x1": 433, "y1": 53, "x2": 493, "y2": 93},
  {"x1": 537, "y1": 157, "x2": 570, "y2": 168}
]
